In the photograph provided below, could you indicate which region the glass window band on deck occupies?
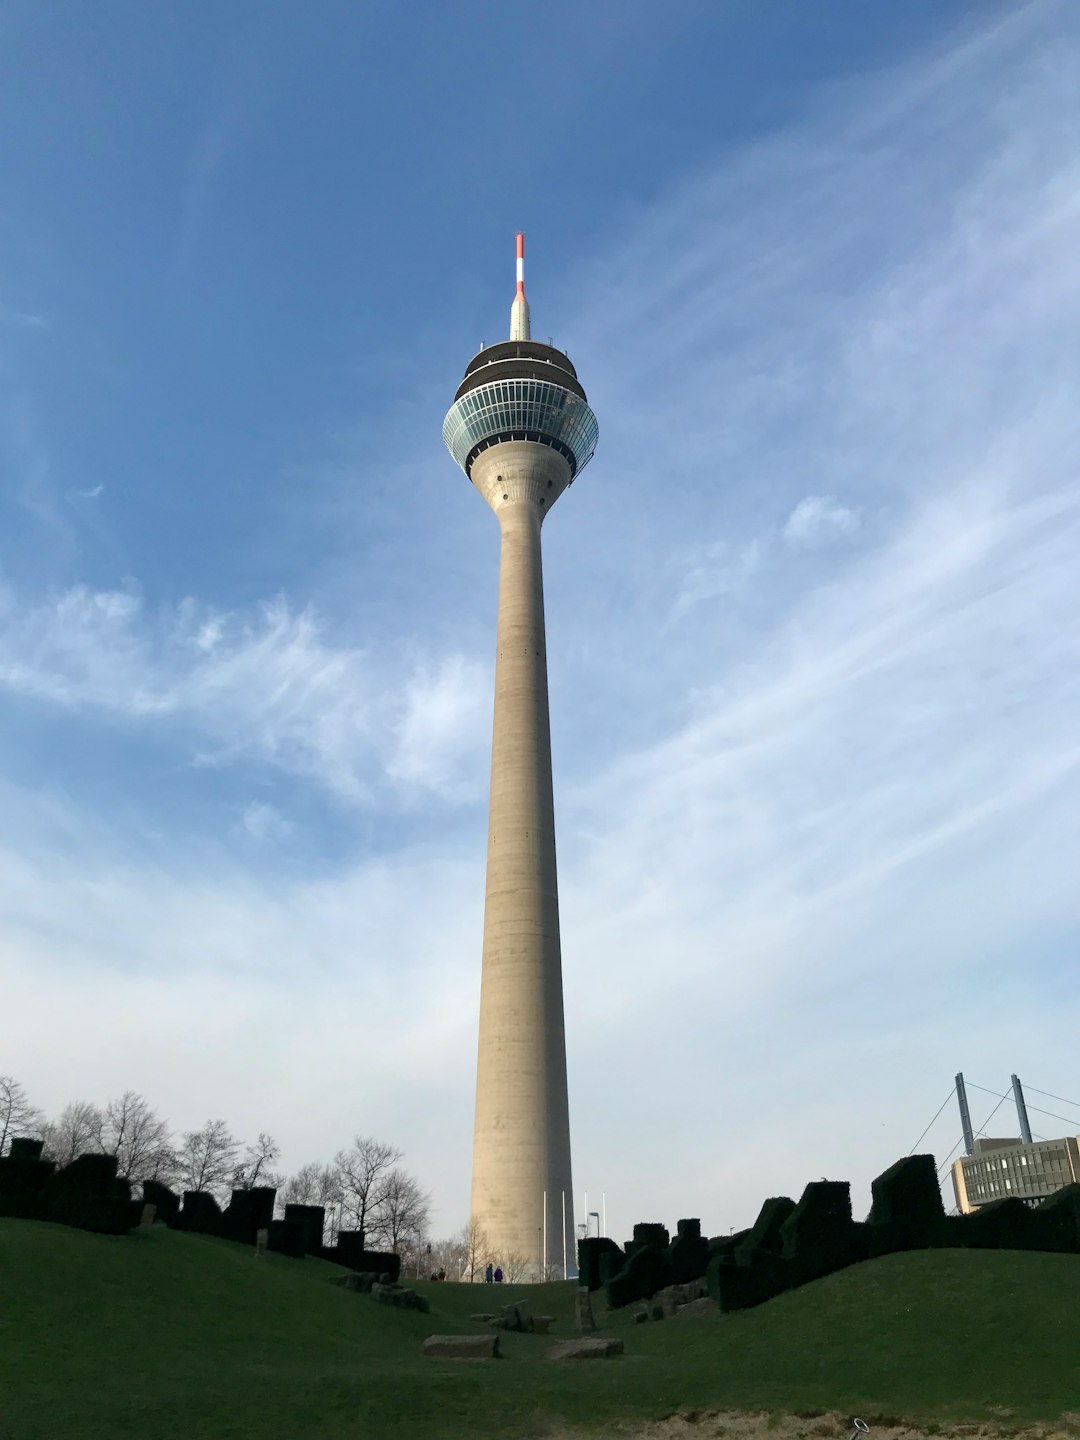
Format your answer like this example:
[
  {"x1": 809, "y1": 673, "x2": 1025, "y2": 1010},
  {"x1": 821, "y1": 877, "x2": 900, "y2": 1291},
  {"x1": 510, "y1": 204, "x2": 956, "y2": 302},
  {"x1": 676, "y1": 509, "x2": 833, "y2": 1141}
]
[{"x1": 443, "y1": 379, "x2": 599, "y2": 479}]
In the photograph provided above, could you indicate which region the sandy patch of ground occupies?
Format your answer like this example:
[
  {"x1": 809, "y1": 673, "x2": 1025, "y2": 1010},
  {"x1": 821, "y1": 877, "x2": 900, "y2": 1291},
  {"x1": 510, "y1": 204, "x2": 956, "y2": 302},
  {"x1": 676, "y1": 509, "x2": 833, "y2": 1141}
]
[{"x1": 554, "y1": 1411, "x2": 1080, "y2": 1440}]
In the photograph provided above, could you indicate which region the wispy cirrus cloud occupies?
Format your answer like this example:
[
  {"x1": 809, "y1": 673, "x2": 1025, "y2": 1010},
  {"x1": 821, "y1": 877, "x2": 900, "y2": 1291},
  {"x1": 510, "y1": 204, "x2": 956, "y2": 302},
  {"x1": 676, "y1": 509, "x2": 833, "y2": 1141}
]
[
  {"x1": 0, "y1": 583, "x2": 489, "y2": 805},
  {"x1": 783, "y1": 495, "x2": 860, "y2": 548}
]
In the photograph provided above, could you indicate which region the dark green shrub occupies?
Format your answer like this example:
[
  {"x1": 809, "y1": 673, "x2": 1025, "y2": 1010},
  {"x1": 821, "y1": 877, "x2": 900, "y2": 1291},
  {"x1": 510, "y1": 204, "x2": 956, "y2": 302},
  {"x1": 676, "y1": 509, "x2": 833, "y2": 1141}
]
[
  {"x1": 222, "y1": 1187, "x2": 276, "y2": 1246},
  {"x1": 962, "y1": 1197, "x2": 1062, "y2": 1251},
  {"x1": 283, "y1": 1203, "x2": 325, "y2": 1254},
  {"x1": 707, "y1": 1247, "x2": 802, "y2": 1311},
  {"x1": 735, "y1": 1196, "x2": 795, "y2": 1263},
  {"x1": 178, "y1": 1191, "x2": 223, "y2": 1234},
  {"x1": 269, "y1": 1218, "x2": 307, "y2": 1258},
  {"x1": 633, "y1": 1222, "x2": 669, "y2": 1249},
  {"x1": 44, "y1": 1154, "x2": 138, "y2": 1234},
  {"x1": 7, "y1": 1138, "x2": 45, "y2": 1161},
  {"x1": 577, "y1": 1236, "x2": 623, "y2": 1292},
  {"x1": 598, "y1": 1246, "x2": 625, "y2": 1285},
  {"x1": 142, "y1": 1180, "x2": 180, "y2": 1226},
  {"x1": 0, "y1": 1139, "x2": 54, "y2": 1220},
  {"x1": 779, "y1": 1181, "x2": 861, "y2": 1279},
  {"x1": 865, "y1": 1154, "x2": 944, "y2": 1254},
  {"x1": 1037, "y1": 1184, "x2": 1080, "y2": 1251},
  {"x1": 324, "y1": 1236, "x2": 401, "y2": 1282},
  {"x1": 668, "y1": 1217, "x2": 709, "y2": 1283},
  {"x1": 934, "y1": 1214, "x2": 970, "y2": 1247},
  {"x1": 868, "y1": 1154, "x2": 943, "y2": 1227},
  {"x1": 605, "y1": 1242, "x2": 673, "y2": 1308},
  {"x1": 361, "y1": 1251, "x2": 401, "y2": 1283},
  {"x1": 336, "y1": 1230, "x2": 369, "y2": 1269},
  {"x1": 707, "y1": 1228, "x2": 749, "y2": 1256}
]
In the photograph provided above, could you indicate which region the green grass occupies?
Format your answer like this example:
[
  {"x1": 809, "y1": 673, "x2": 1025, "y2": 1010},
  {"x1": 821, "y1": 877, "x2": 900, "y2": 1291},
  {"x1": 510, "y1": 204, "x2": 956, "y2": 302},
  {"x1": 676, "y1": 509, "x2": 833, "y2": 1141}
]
[{"x1": 2, "y1": 1218, "x2": 1079, "y2": 1438}]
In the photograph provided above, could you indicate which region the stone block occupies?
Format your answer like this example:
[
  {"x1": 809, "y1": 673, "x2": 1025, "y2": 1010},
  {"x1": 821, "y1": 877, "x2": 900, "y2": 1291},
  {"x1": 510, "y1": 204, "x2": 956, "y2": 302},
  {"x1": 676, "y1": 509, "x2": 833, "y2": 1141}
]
[
  {"x1": 372, "y1": 1282, "x2": 428, "y2": 1312},
  {"x1": 422, "y1": 1334, "x2": 500, "y2": 1360},
  {"x1": 490, "y1": 1300, "x2": 531, "y2": 1332},
  {"x1": 341, "y1": 1271, "x2": 379, "y2": 1293},
  {"x1": 255, "y1": 1227, "x2": 268, "y2": 1256},
  {"x1": 140, "y1": 1203, "x2": 156, "y2": 1228},
  {"x1": 675, "y1": 1296, "x2": 717, "y2": 1318},
  {"x1": 656, "y1": 1284, "x2": 688, "y2": 1317},
  {"x1": 574, "y1": 1286, "x2": 596, "y2": 1334},
  {"x1": 547, "y1": 1337, "x2": 624, "y2": 1360}
]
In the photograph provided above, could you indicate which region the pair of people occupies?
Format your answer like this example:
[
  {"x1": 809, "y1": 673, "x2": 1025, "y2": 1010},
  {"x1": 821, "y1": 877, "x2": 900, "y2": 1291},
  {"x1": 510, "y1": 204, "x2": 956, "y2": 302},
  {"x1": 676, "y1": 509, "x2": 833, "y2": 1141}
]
[{"x1": 483, "y1": 1263, "x2": 504, "y2": 1284}]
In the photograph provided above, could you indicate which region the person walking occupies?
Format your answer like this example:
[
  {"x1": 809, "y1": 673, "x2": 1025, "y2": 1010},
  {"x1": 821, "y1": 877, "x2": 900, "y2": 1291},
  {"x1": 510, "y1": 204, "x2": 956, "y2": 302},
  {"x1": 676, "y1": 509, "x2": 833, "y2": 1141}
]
[
  {"x1": 493, "y1": 1266, "x2": 503, "y2": 1283},
  {"x1": 484, "y1": 1262, "x2": 494, "y2": 1284}
]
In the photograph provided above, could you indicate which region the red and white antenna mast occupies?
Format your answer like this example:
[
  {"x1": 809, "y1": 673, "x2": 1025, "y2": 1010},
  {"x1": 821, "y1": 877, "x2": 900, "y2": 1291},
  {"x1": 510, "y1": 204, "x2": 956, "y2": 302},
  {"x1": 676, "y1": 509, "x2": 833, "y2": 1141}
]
[{"x1": 509, "y1": 231, "x2": 531, "y2": 342}]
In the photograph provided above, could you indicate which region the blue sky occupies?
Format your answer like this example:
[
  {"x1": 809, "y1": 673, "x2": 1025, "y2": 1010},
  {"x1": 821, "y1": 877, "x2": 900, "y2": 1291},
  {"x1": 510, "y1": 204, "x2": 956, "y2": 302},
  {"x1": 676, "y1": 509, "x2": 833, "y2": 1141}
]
[{"x1": 2, "y1": 0, "x2": 1079, "y2": 1238}]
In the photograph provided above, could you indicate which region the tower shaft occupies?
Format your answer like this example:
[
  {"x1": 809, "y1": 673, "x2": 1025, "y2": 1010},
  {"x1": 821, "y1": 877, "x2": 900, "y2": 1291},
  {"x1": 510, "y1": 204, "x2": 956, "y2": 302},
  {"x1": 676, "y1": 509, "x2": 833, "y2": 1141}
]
[
  {"x1": 469, "y1": 443, "x2": 574, "y2": 1275},
  {"x1": 444, "y1": 235, "x2": 596, "y2": 1282}
]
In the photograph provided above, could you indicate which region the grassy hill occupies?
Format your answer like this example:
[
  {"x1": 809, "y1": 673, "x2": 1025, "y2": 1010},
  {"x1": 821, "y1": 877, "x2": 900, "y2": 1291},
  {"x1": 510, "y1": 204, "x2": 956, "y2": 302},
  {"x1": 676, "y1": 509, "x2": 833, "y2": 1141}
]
[{"x1": 2, "y1": 1218, "x2": 1079, "y2": 1438}]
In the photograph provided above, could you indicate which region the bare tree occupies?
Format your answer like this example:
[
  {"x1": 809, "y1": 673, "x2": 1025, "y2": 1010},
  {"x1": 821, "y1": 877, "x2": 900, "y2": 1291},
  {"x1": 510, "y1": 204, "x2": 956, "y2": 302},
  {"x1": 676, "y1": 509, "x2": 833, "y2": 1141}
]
[
  {"x1": 455, "y1": 1218, "x2": 494, "y2": 1284},
  {"x1": 277, "y1": 1161, "x2": 343, "y2": 1235},
  {"x1": 425, "y1": 1233, "x2": 461, "y2": 1280},
  {"x1": 502, "y1": 1251, "x2": 531, "y2": 1282},
  {"x1": 40, "y1": 1101, "x2": 104, "y2": 1167},
  {"x1": 373, "y1": 1167, "x2": 431, "y2": 1254},
  {"x1": 232, "y1": 1133, "x2": 282, "y2": 1190},
  {"x1": 0, "y1": 1076, "x2": 43, "y2": 1156},
  {"x1": 176, "y1": 1120, "x2": 239, "y2": 1200},
  {"x1": 280, "y1": 1161, "x2": 342, "y2": 1208},
  {"x1": 333, "y1": 1136, "x2": 401, "y2": 1242},
  {"x1": 98, "y1": 1092, "x2": 176, "y2": 1185}
]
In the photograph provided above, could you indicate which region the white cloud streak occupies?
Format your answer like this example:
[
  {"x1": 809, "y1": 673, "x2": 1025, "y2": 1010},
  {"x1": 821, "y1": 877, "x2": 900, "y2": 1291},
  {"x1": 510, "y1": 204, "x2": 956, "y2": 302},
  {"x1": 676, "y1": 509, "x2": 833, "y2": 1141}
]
[
  {"x1": 783, "y1": 495, "x2": 860, "y2": 548},
  {"x1": 0, "y1": 585, "x2": 489, "y2": 806}
]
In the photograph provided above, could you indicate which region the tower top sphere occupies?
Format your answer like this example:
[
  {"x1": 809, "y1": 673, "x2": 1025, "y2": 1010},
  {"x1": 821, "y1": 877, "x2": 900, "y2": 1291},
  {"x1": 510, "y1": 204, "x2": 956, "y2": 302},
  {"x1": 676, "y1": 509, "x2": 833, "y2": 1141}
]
[{"x1": 442, "y1": 235, "x2": 598, "y2": 483}]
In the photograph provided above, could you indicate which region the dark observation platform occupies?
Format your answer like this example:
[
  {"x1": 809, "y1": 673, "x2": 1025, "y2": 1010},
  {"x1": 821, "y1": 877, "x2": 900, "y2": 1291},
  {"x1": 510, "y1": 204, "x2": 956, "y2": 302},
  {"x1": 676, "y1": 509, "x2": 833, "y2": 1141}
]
[
  {"x1": 455, "y1": 341, "x2": 588, "y2": 404},
  {"x1": 443, "y1": 341, "x2": 598, "y2": 480}
]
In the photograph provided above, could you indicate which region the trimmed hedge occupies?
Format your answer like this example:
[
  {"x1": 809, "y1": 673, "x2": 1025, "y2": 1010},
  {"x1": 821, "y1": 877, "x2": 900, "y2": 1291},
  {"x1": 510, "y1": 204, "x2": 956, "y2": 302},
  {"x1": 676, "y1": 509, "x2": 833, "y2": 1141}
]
[
  {"x1": 669, "y1": 1217, "x2": 709, "y2": 1284},
  {"x1": 865, "y1": 1154, "x2": 944, "y2": 1256},
  {"x1": 735, "y1": 1196, "x2": 795, "y2": 1263},
  {"x1": 605, "y1": 1240, "x2": 673, "y2": 1309},
  {"x1": 1037, "y1": 1184, "x2": 1080, "y2": 1250},
  {"x1": 0, "y1": 1139, "x2": 56, "y2": 1219},
  {"x1": 321, "y1": 1241, "x2": 401, "y2": 1283},
  {"x1": 707, "y1": 1228, "x2": 749, "y2": 1257},
  {"x1": 222, "y1": 1187, "x2": 276, "y2": 1247},
  {"x1": 708, "y1": 1247, "x2": 801, "y2": 1311},
  {"x1": 633, "y1": 1222, "x2": 669, "y2": 1249},
  {"x1": 142, "y1": 1180, "x2": 181, "y2": 1227},
  {"x1": 962, "y1": 1197, "x2": 1063, "y2": 1252},
  {"x1": 335, "y1": 1229, "x2": 369, "y2": 1269},
  {"x1": 283, "y1": 1203, "x2": 326, "y2": 1255},
  {"x1": 177, "y1": 1190, "x2": 223, "y2": 1235},
  {"x1": 577, "y1": 1236, "x2": 624, "y2": 1292},
  {"x1": 779, "y1": 1180, "x2": 861, "y2": 1279},
  {"x1": 269, "y1": 1218, "x2": 308, "y2": 1258},
  {"x1": 44, "y1": 1153, "x2": 140, "y2": 1235}
]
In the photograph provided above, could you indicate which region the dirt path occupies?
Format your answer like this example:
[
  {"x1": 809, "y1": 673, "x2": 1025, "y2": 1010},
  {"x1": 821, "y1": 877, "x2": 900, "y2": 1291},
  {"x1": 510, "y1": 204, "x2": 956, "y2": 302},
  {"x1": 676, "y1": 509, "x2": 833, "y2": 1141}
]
[{"x1": 559, "y1": 1411, "x2": 1080, "y2": 1440}]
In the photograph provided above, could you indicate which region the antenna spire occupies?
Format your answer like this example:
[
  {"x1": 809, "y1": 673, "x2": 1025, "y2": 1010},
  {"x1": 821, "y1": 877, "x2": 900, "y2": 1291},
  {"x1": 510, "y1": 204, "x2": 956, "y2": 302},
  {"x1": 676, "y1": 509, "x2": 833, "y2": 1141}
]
[{"x1": 509, "y1": 231, "x2": 531, "y2": 341}]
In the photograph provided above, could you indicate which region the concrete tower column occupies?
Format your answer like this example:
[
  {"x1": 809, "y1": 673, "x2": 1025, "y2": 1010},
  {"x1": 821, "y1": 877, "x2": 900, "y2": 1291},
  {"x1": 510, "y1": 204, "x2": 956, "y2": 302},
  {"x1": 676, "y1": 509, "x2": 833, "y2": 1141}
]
[
  {"x1": 441, "y1": 235, "x2": 598, "y2": 1283},
  {"x1": 469, "y1": 443, "x2": 574, "y2": 1275}
]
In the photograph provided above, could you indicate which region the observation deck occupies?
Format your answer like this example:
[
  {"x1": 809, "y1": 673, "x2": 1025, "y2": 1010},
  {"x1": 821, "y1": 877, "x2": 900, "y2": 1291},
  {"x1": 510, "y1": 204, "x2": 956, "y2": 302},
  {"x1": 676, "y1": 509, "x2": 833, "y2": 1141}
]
[{"x1": 443, "y1": 340, "x2": 599, "y2": 481}]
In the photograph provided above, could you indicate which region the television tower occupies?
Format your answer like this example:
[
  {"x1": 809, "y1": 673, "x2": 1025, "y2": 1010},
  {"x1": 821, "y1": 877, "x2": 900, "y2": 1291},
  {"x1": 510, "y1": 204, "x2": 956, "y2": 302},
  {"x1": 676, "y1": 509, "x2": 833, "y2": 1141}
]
[{"x1": 443, "y1": 235, "x2": 598, "y2": 1274}]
